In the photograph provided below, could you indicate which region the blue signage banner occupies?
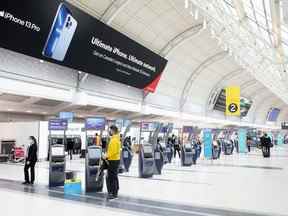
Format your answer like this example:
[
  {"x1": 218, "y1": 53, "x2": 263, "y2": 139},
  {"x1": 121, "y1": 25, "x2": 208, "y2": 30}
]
[
  {"x1": 49, "y1": 119, "x2": 68, "y2": 131},
  {"x1": 238, "y1": 128, "x2": 247, "y2": 153},
  {"x1": 203, "y1": 129, "x2": 212, "y2": 159},
  {"x1": 183, "y1": 126, "x2": 193, "y2": 133},
  {"x1": 141, "y1": 122, "x2": 157, "y2": 132}
]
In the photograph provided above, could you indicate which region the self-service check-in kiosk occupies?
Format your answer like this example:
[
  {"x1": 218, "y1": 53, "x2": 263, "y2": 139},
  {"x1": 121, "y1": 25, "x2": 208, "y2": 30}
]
[
  {"x1": 181, "y1": 143, "x2": 193, "y2": 166},
  {"x1": 153, "y1": 123, "x2": 164, "y2": 175},
  {"x1": 138, "y1": 122, "x2": 160, "y2": 178},
  {"x1": 223, "y1": 139, "x2": 234, "y2": 155},
  {"x1": 85, "y1": 117, "x2": 106, "y2": 192},
  {"x1": 49, "y1": 144, "x2": 66, "y2": 187},
  {"x1": 154, "y1": 141, "x2": 164, "y2": 175},
  {"x1": 48, "y1": 119, "x2": 68, "y2": 187},
  {"x1": 85, "y1": 146, "x2": 103, "y2": 192},
  {"x1": 122, "y1": 137, "x2": 133, "y2": 172},
  {"x1": 139, "y1": 143, "x2": 154, "y2": 178},
  {"x1": 118, "y1": 120, "x2": 133, "y2": 173},
  {"x1": 181, "y1": 126, "x2": 196, "y2": 166},
  {"x1": 159, "y1": 123, "x2": 174, "y2": 164}
]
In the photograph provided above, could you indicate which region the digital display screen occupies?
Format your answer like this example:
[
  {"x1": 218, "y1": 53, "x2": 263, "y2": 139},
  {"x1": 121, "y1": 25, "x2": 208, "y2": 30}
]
[
  {"x1": 183, "y1": 126, "x2": 193, "y2": 133},
  {"x1": 143, "y1": 145, "x2": 153, "y2": 154},
  {"x1": 88, "y1": 148, "x2": 101, "y2": 159},
  {"x1": 141, "y1": 122, "x2": 156, "y2": 132},
  {"x1": 240, "y1": 97, "x2": 253, "y2": 117},
  {"x1": 51, "y1": 146, "x2": 64, "y2": 156},
  {"x1": 48, "y1": 119, "x2": 68, "y2": 130},
  {"x1": 59, "y1": 112, "x2": 74, "y2": 122},
  {"x1": 267, "y1": 108, "x2": 280, "y2": 122},
  {"x1": 0, "y1": 0, "x2": 168, "y2": 92},
  {"x1": 160, "y1": 127, "x2": 168, "y2": 133},
  {"x1": 85, "y1": 117, "x2": 106, "y2": 130}
]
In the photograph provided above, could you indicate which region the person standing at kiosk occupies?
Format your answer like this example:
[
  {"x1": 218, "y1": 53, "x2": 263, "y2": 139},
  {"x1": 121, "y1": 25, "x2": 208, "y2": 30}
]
[
  {"x1": 95, "y1": 133, "x2": 101, "y2": 146},
  {"x1": 103, "y1": 125, "x2": 121, "y2": 199},
  {"x1": 23, "y1": 136, "x2": 38, "y2": 185}
]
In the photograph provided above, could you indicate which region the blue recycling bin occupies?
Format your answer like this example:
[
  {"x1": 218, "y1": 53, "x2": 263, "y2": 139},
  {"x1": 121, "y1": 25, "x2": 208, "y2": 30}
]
[{"x1": 64, "y1": 179, "x2": 82, "y2": 195}]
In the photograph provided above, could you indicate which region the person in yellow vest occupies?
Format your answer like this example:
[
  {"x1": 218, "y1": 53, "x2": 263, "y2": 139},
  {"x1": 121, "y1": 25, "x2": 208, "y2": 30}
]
[{"x1": 103, "y1": 125, "x2": 121, "y2": 199}]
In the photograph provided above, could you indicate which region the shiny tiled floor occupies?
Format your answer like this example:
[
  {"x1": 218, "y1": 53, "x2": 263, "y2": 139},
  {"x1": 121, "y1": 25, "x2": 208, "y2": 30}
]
[{"x1": 0, "y1": 145, "x2": 288, "y2": 216}]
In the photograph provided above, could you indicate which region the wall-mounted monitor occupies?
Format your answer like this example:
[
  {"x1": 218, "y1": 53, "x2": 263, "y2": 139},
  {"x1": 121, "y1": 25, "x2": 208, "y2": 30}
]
[
  {"x1": 240, "y1": 97, "x2": 253, "y2": 117},
  {"x1": 59, "y1": 112, "x2": 74, "y2": 122},
  {"x1": 141, "y1": 122, "x2": 157, "y2": 132},
  {"x1": 85, "y1": 117, "x2": 106, "y2": 130},
  {"x1": 267, "y1": 108, "x2": 280, "y2": 122}
]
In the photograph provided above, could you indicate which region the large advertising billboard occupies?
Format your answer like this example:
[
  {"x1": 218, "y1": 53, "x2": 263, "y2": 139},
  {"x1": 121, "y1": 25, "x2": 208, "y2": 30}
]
[{"x1": 0, "y1": 0, "x2": 168, "y2": 92}]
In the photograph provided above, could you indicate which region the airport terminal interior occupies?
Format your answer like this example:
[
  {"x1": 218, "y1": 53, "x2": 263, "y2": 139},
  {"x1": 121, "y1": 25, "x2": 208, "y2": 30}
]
[{"x1": 1, "y1": 0, "x2": 288, "y2": 215}]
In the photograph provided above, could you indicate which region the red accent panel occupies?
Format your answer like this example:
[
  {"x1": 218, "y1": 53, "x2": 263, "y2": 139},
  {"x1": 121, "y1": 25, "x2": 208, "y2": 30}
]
[{"x1": 144, "y1": 73, "x2": 163, "y2": 93}]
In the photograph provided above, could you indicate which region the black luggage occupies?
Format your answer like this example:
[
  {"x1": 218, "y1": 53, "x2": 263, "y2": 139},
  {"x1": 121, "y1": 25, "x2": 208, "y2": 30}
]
[{"x1": 262, "y1": 147, "x2": 270, "y2": 158}]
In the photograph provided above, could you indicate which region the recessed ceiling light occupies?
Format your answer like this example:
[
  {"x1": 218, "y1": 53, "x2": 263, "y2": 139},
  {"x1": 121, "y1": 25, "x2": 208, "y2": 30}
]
[
  {"x1": 78, "y1": 71, "x2": 82, "y2": 74},
  {"x1": 39, "y1": 60, "x2": 44, "y2": 63},
  {"x1": 127, "y1": 85, "x2": 130, "y2": 88},
  {"x1": 105, "y1": 79, "x2": 109, "y2": 82}
]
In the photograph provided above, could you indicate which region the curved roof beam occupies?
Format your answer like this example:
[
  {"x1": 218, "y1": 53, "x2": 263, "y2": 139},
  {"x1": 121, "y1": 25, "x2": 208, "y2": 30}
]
[
  {"x1": 159, "y1": 24, "x2": 203, "y2": 57},
  {"x1": 101, "y1": 0, "x2": 131, "y2": 25},
  {"x1": 249, "y1": 86, "x2": 267, "y2": 98},
  {"x1": 179, "y1": 51, "x2": 228, "y2": 111},
  {"x1": 67, "y1": 0, "x2": 102, "y2": 18},
  {"x1": 233, "y1": 0, "x2": 247, "y2": 22},
  {"x1": 240, "y1": 80, "x2": 257, "y2": 92}
]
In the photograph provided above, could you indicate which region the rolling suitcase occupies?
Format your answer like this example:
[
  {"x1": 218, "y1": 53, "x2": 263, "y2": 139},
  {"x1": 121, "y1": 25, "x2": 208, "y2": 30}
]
[{"x1": 262, "y1": 147, "x2": 270, "y2": 158}]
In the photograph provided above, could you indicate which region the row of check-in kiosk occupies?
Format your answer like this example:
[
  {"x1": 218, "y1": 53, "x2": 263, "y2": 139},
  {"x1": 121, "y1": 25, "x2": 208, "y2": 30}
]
[{"x1": 48, "y1": 121, "x2": 240, "y2": 193}]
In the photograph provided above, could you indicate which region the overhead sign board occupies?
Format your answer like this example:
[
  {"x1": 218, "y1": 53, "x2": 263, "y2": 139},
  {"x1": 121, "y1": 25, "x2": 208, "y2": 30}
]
[
  {"x1": 226, "y1": 86, "x2": 240, "y2": 116},
  {"x1": 59, "y1": 112, "x2": 74, "y2": 123},
  {"x1": 49, "y1": 119, "x2": 68, "y2": 130},
  {"x1": 0, "y1": 0, "x2": 168, "y2": 92},
  {"x1": 85, "y1": 117, "x2": 106, "y2": 130}
]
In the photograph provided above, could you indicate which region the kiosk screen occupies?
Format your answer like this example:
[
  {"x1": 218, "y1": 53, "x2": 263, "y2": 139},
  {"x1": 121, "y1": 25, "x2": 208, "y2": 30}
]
[
  {"x1": 88, "y1": 148, "x2": 101, "y2": 159},
  {"x1": 51, "y1": 146, "x2": 64, "y2": 156},
  {"x1": 143, "y1": 145, "x2": 153, "y2": 158}
]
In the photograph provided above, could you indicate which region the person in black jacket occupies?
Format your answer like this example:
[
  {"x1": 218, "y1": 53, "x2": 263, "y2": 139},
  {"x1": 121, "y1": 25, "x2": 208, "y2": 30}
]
[
  {"x1": 260, "y1": 133, "x2": 272, "y2": 158},
  {"x1": 23, "y1": 136, "x2": 38, "y2": 185}
]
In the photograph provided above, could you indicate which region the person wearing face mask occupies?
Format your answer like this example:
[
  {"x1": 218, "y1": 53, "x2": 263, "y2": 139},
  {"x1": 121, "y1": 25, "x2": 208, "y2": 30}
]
[
  {"x1": 104, "y1": 125, "x2": 121, "y2": 199},
  {"x1": 22, "y1": 136, "x2": 38, "y2": 185}
]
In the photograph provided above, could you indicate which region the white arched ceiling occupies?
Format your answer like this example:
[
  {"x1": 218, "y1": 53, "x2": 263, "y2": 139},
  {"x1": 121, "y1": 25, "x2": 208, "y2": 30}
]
[{"x1": 67, "y1": 0, "x2": 285, "y2": 124}]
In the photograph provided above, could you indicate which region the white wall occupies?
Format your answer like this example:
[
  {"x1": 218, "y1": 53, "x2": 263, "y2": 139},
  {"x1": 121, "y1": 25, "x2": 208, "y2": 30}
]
[{"x1": 0, "y1": 121, "x2": 39, "y2": 149}]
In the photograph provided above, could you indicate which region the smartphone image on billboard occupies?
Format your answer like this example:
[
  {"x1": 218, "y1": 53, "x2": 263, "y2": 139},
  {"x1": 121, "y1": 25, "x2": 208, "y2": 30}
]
[{"x1": 42, "y1": 3, "x2": 77, "y2": 62}]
